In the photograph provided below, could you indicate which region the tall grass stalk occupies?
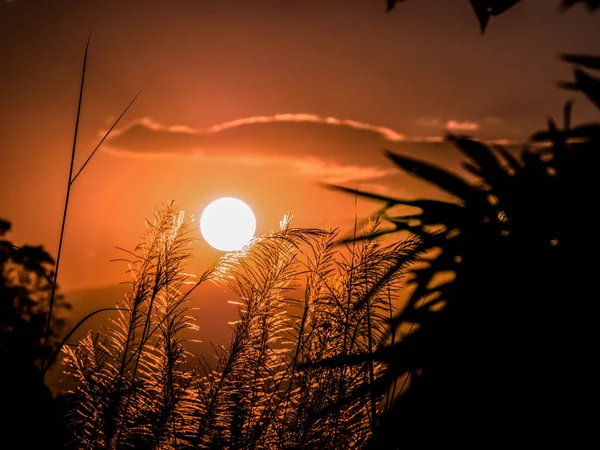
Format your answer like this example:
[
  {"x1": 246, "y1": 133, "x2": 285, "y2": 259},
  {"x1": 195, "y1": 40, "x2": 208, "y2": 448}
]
[
  {"x1": 43, "y1": 37, "x2": 90, "y2": 354},
  {"x1": 42, "y1": 37, "x2": 138, "y2": 372},
  {"x1": 62, "y1": 202, "x2": 210, "y2": 448}
]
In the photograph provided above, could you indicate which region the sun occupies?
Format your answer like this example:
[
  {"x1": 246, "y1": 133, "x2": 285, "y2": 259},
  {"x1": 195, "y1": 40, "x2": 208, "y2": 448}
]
[{"x1": 200, "y1": 197, "x2": 257, "y2": 251}]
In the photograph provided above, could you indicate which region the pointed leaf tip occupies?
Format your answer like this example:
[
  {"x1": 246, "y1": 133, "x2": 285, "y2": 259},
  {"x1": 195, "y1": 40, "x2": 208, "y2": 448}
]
[{"x1": 384, "y1": 150, "x2": 476, "y2": 202}]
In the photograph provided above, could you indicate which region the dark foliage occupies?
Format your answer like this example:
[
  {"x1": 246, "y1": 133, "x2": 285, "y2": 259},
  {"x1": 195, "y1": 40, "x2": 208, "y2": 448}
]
[
  {"x1": 559, "y1": 54, "x2": 600, "y2": 109},
  {"x1": 309, "y1": 58, "x2": 600, "y2": 448},
  {"x1": 386, "y1": 0, "x2": 599, "y2": 32},
  {"x1": 0, "y1": 220, "x2": 71, "y2": 447}
]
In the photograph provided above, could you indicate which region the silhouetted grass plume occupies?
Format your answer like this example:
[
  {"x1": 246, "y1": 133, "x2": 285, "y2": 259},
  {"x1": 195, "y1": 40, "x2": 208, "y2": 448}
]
[{"x1": 60, "y1": 204, "x2": 416, "y2": 449}]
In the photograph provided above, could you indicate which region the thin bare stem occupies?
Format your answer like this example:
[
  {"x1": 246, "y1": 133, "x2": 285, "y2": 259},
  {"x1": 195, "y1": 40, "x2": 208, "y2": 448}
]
[
  {"x1": 43, "y1": 35, "x2": 90, "y2": 356},
  {"x1": 70, "y1": 92, "x2": 140, "y2": 185}
]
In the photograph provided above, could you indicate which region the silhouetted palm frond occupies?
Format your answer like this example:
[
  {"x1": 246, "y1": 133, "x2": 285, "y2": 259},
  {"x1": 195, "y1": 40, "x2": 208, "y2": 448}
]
[{"x1": 314, "y1": 96, "x2": 599, "y2": 447}]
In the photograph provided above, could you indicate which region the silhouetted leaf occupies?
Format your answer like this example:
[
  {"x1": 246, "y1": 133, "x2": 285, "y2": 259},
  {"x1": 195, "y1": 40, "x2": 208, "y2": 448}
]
[
  {"x1": 403, "y1": 251, "x2": 457, "y2": 297},
  {"x1": 448, "y1": 135, "x2": 507, "y2": 184},
  {"x1": 564, "y1": 99, "x2": 574, "y2": 130},
  {"x1": 574, "y1": 68, "x2": 600, "y2": 109},
  {"x1": 469, "y1": 0, "x2": 523, "y2": 32},
  {"x1": 520, "y1": 149, "x2": 547, "y2": 175},
  {"x1": 490, "y1": 0, "x2": 523, "y2": 14},
  {"x1": 384, "y1": 150, "x2": 477, "y2": 202},
  {"x1": 351, "y1": 239, "x2": 428, "y2": 311},
  {"x1": 385, "y1": 0, "x2": 406, "y2": 13},
  {"x1": 559, "y1": 0, "x2": 600, "y2": 12},
  {"x1": 400, "y1": 299, "x2": 447, "y2": 324},
  {"x1": 560, "y1": 68, "x2": 600, "y2": 110},
  {"x1": 337, "y1": 226, "x2": 401, "y2": 244},
  {"x1": 530, "y1": 122, "x2": 600, "y2": 142},
  {"x1": 297, "y1": 369, "x2": 399, "y2": 423},
  {"x1": 462, "y1": 161, "x2": 483, "y2": 177},
  {"x1": 384, "y1": 0, "x2": 597, "y2": 33},
  {"x1": 324, "y1": 184, "x2": 403, "y2": 206},
  {"x1": 561, "y1": 53, "x2": 600, "y2": 70},
  {"x1": 302, "y1": 338, "x2": 418, "y2": 372},
  {"x1": 469, "y1": 0, "x2": 491, "y2": 32},
  {"x1": 569, "y1": 123, "x2": 600, "y2": 139},
  {"x1": 387, "y1": 200, "x2": 465, "y2": 228},
  {"x1": 494, "y1": 145, "x2": 522, "y2": 173},
  {"x1": 406, "y1": 199, "x2": 467, "y2": 213},
  {"x1": 326, "y1": 185, "x2": 470, "y2": 218},
  {"x1": 548, "y1": 117, "x2": 560, "y2": 135},
  {"x1": 0, "y1": 219, "x2": 10, "y2": 236}
]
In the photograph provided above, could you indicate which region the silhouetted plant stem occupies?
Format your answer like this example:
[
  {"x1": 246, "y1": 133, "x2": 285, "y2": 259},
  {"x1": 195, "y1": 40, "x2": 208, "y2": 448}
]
[
  {"x1": 43, "y1": 35, "x2": 90, "y2": 361},
  {"x1": 385, "y1": 282, "x2": 397, "y2": 411},
  {"x1": 40, "y1": 39, "x2": 139, "y2": 375},
  {"x1": 70, "y1": 91, "x2": 140, "y2": 185},
  {"x1": 332, "y1": 201, "x2": 359, "y2": 442},
  {"x1": 364, "y1": 263, "x2": 377, "y2": 431}
]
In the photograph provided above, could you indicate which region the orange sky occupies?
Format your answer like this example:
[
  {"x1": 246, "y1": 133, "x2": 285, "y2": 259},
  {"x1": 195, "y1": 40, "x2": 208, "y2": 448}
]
[{"x1": 1, "y1": 0, "x2": 599, "y2": 294}]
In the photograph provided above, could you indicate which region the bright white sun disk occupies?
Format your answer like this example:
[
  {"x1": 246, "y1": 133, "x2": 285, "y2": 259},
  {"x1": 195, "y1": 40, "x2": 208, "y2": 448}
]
[{"x1": 200, "y1": 197, "x2": 256, "y2": 251}]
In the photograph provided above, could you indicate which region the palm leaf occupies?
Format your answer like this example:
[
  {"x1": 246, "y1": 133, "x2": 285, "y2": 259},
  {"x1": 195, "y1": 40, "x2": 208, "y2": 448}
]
[
  {"x1": 530, "y1": 122, "x2": 600, "y2": 142},
  {"x1": 383, "y1": 150, "x2": 478, "y2": 202},
  {"x1": 447, "y1": 135, "x2": 508, "y2": 185},
  {"x1": 561, "y1": 53, "x2": 600, "y2": 70},
  {"x1": 571, "y1": 68, "x2": 600, "y2": 109}
]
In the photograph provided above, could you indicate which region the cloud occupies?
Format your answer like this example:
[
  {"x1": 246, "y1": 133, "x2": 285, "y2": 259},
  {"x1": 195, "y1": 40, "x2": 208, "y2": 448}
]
[
  {"x1": 107, "y1": 114, "x2": 406, "y2": 142},
  {"x1": 446, "y1": 120, "x2": 479, "y2": 131},
  {"x1": 206, "y1": 113, "x2": 406, "y2": 141},
  {"x1": 417, "y1": 118, "x2": 481, "y2": 132},
  {"x1": 103, "y1": 114, "x2": 409, "y2": 183},
  {"x1": 103, "y1": 113, "x2": 512, "y2": 184}
]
